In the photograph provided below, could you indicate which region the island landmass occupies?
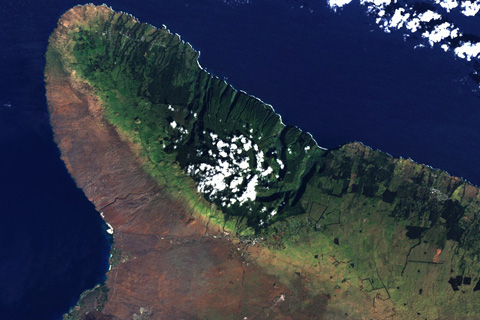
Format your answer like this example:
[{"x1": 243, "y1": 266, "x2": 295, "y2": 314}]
[{"x1": 45, "y1": 4, "x2": 480, "y2": 319}]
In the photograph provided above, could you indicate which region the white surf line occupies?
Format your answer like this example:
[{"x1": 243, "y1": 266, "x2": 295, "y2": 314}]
[{"x1": 100, "y1": 211, "x2": 114, "y2": 234}]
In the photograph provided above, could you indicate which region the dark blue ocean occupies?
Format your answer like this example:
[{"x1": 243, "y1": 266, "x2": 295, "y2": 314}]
[{"x1": 1, "y1": 0, "x2": 479, "y2": 318}]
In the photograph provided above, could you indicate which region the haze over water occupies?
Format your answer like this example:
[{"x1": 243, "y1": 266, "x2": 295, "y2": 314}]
[{"x1": 1, "y1": 0, "x2": 479, "y2": 318}]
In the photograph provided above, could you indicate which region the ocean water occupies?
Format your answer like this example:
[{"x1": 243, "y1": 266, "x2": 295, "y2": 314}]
[{"x1": 0, "y1": 0, "x2": 479, "y2": 318}]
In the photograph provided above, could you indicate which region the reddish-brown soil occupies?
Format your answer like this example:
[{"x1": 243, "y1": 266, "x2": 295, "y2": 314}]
[{"x1": 45, "y1": 60, "x2": 336, "y2": 319}]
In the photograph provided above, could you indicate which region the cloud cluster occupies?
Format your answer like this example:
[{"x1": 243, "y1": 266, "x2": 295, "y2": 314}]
[{"x1": 327, "y1": 0, "x2": 480, "y2": 61}]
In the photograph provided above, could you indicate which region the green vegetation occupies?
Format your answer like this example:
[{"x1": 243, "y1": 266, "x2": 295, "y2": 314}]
[
  {"x1": 63, "y1": 284, "x2": 109, "y2": 320},
  {"x1": 48, "y1": 5, "x2": 480, "y2": 318}
]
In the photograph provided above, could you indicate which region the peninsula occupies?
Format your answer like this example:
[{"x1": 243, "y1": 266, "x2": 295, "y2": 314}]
[{"x1": 45, "y1": 4, "x2": 480, "y2": 319}]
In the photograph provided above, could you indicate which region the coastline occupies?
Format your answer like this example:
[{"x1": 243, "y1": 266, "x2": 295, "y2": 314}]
[
  {"x1": 57, "y1": 4, "x2": 477, "y2": 191},
  {"x1": 112, "y1": 4, "x2": 478, "y2": 189}
]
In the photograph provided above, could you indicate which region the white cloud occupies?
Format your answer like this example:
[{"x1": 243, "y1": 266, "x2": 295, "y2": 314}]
[
  {"x1": 405, "y1": 18, "x2": 421, "y2": 32},
  {"x1": 461, "y1": 0, "x2": 480, "y2": 16},
  {"x1": 186, "y1": 133, "x2": 285, "y2": 207},
  {"x1": 434, "y1": 0, "x2": 459, "y2": 12},
  {"x1": 361, "y1": 0, "x2": 392, "y2": 8},
  {"x1": 454, "y1": 41, "x2": 480, "y2": 60},
  {"x1": 276, "y1": 158, "x2": 285, "y2": 170},
  {"x1": 327, "y1": 0, "x2": 354, "y2": 10},
  {"x1": 327, "y1": 0, "x2": 478, "y2": 64},
  {"x1": 238, "y1": 175, "x2": 258, "y2": 203},
  {"x1": 388, "y1": 8, "x2": 411, "y2": 29},
  {"x1": 418, "y1": 10, "x2": 442, "y2": 22},
  {"x1": 422, "y1": 22, "x2": 459, "y2": 46}
]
